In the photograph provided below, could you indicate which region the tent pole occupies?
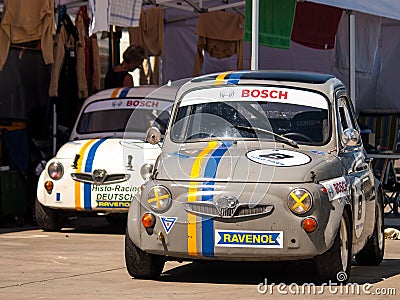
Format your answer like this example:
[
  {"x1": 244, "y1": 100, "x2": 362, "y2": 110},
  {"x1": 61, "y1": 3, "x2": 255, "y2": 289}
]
[
  {"x1": 251, "y1": 0, "x2": 259, "y2": 70},
  {"x1": 349, "y1": 12, "x2": 356, "y2": 108}
]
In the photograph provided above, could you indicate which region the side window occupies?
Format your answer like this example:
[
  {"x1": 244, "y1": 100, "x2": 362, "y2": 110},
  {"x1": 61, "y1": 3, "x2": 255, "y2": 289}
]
[{"x1": 337, "y1": 96, "x2": 358, "y2": 144}]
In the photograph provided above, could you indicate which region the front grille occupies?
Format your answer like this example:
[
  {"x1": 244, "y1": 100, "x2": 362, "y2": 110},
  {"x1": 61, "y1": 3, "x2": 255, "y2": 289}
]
[
  {"x1": 71, "y1": 173, "x2": 130, "y2": 185},
  {"x1": 183, "y1": 202, "x2": 274, "y2": 219},
  {"x1": 235, "y1": 205, "x2": 273, "y2": 217}
]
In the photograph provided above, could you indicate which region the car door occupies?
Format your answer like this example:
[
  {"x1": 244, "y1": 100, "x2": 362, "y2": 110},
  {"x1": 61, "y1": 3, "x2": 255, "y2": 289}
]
[{"x1": 335, "y1": 91, "x2": 375, "y2": 250}]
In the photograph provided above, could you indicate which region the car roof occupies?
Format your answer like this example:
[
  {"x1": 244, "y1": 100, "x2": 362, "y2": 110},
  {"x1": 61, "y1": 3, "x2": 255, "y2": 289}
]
[{"x1": 176, "y1": 70, "x2": 346, "y2": 103}]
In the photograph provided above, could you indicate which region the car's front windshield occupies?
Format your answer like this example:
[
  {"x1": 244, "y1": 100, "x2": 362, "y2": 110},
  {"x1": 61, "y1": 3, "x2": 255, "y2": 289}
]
[
  {"x1": 170, "y1": 86, "x2": 330, "y2": 145},
  {"x1": 76, "y1": 98, "x2": 172, "y2": 135}
]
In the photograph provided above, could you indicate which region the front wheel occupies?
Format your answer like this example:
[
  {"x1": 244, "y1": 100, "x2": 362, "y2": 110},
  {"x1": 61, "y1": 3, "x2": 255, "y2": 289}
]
[
  {"x1": 35, "y1": 199, "x2": 66, "y2": 231},
  {"x1": 125, "y1": 229, "x2": 165, "y2": 279},
  {"x1": 314, "y1": 209, "x2": 352, "y2": 283},
  {"x1": 355, "y1": 190, "x2": 385, "y2": 265}
]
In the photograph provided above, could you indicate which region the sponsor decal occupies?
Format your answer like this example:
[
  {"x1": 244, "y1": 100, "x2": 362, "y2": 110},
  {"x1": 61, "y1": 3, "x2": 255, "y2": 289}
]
[
  {"x1": 96, "y1": 193, "x2": 134, "y2": 201},
  {"x1": 220, "y1": 88, "x2": 235, "y2": 100},
  {"x1": 241, "y1": 89, "x2": 288, "y2": 100},
  {"x1": 311, "y1": 150, "x2": 327, "y2": 155},
  {"x1": 112, "y1": 100, "x2": 122, "y2": 107},
  {"x1": 84, "y1": 99, "x2": 171, "y2": 112},
  {"x1": 91, "y1": 185, "x2": 140, "y2": 193},
  {"x1": 321, "y1": 177, "x2": 349, "y2": 201},
  {"x1": 170, "y1": 151, "x2": 191, "y2": 159},
  {"x1": 96, "y1": 200, "x2": 131, "y2": 208},
  {"x1": 126, "y1": 99, "x2": 159, "y2": 108},
  {"x1": 160, "y1": 217, "x2": 177, "y2": 234},
  {"x1": 215, "y1": 230, "x2": 283, "y2": 248},
  {"x1": 246, "y1": 149, "x2": 311, "y2": 167}
]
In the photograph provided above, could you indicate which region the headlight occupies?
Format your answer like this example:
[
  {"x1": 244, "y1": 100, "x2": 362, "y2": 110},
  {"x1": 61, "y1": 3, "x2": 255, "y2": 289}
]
[
  {"x1": 140, "y1": 163, "x2": 154, "y2": 180},
  {"x1": 147, "y1": 185, "x2": 172, "y2": 212},
  {"x1": 287, "y1": 188, "x2": 313, "y2": 215},
  {"x1": 48, "y1": 162, "x2": 64, "y2": 180}
]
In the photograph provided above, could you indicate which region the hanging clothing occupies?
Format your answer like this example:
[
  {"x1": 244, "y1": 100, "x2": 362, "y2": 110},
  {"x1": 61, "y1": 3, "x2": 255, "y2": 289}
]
[
  {"x1": 88, "y1": 0, "x2": 110, "y2": 36},
  {"x1": 244, "y1": 0, "x2": 296, "y2": 49},
  {"x1": 193, "y1": 11, "x2": 244, "y2": 76},
  {"x1": 75, "y1": 6, "x2": 101, "y2": 95},
  {"x1": 128, "y1": 6, "x2": 164, "y2": 85},
  {"x1": 291, "y1": 2, "x2": 343, "y2": 50},
  {"x1": 110, "y1": 0, "x2": 143, "y2": 28},
  {"x1": 104, "y1": 69, "x2": 129, "y2": 89},
  {"x1": 333, "y1": 11, "x2": 382, "y2": 78},
  {"x1": 49, "y1": 14, "x2": 88, "y2": 99},
  {"x1": 0, "y1": 0, "x2": 55, "y2": 70}
]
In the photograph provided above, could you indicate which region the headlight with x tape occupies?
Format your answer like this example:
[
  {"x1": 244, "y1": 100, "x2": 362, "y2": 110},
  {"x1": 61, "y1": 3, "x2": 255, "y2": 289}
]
[
  {"x1": 147, "y1": 185, "x2": 172, "y2": 212},
  {"x1": 287, "y1": 188, "x2": 313, "y2": 215}
]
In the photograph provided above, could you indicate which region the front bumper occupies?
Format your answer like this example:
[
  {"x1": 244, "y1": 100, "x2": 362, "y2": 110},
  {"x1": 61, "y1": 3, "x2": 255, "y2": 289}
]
[{"x1": 127, "y1": 180, "x2": 345, "y2": 261}]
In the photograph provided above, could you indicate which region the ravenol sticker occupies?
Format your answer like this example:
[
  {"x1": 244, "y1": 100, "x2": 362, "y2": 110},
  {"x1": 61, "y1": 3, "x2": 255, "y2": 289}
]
[
  {"x1": 246, "y1": 149, "x2": 311, "y2": 167},
  {"x1": 96, "y1": 200, "x2": 131, "y2": 208},
  {"x1": 160, "y1": 217, "x2": 177, "y2": 234},
  {"x1": 215, "y1": 230, "x2": 283, "y2": 248}
]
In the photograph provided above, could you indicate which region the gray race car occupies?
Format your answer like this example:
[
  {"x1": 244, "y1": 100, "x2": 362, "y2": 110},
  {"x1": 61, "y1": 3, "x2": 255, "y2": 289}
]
[{"x1": 125, "y1": 71, "x2": 384, "y2": 283}]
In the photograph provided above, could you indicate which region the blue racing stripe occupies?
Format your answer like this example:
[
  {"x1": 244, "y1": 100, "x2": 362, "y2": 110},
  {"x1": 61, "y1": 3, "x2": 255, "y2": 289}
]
[
  {"x1": 201, "y1": 141, "x2": 233, "y2": 257},
  {"x1": 83, "y1": 138, "x2": 108, "y2": 210},
  {"x1": 227, "y1": 72, "x2": 244, "y2": 84},
  {"x1": 119, "y1": 87, "x2": 130, "y2": 98}
]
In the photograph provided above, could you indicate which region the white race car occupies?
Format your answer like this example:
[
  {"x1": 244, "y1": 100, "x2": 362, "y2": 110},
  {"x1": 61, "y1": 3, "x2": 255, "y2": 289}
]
[{"x1": 36, "y1": 85, "x2": 177, "y2": 231}]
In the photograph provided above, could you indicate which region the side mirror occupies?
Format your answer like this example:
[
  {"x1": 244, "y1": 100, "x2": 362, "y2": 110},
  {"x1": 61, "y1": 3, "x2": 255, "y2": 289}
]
[
  {"x1": 341, "y1": 128, "x2": 360, "y2": 147},
  {"x1": 146, "y1": 127, "x2": 161, "y2": 145}
]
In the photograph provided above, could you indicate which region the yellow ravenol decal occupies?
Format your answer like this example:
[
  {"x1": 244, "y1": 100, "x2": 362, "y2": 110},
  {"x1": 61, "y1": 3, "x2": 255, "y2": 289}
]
[
  {"x1": 148, "y1": 187, "x2": 169, "y2": 209},
  {"x1": 290, "y1": 191, "x2": 309, "y2": 211},
  {"x1": 215, "y1": 72, "x2": 231, "y2": 85},
  {"x1": 187, "y1": 141, "x2": 218, "y2": 256},
  {"x1": 74, "y1": 139, "x2": 96, "y2": 210}
]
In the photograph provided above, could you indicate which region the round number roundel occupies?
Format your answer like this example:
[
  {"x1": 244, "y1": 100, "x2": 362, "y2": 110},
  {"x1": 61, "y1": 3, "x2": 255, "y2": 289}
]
[{"x1": 246, "y1": 149, "x2": 311, "y2": 167}]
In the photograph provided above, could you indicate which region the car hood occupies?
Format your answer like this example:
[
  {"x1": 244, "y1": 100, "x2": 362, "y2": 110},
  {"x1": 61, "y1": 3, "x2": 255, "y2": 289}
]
[
  {"x1": 156, "y1": 142, "x2": 343, "y2": 183},
  {"x1": 54, "y1": 138, "x2": 161, "y2": 173}
]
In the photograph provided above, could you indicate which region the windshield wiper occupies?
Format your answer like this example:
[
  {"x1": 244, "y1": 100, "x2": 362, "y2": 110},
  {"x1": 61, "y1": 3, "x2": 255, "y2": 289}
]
[{"x1": 234, "y1": 125, "x2": 298, "y2": 148}]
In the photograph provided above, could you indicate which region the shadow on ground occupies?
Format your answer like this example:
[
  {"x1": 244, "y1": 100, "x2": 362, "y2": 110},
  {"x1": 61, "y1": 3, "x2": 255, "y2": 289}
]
[{"x1": 159, "y1": 258, "x2": 400, "y2": 286}]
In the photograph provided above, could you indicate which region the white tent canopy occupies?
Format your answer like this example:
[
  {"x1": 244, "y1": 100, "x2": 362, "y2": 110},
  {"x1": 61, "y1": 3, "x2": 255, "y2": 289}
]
[{"x1": 310, "y1": 0, "x2": 400, "y2": 21}]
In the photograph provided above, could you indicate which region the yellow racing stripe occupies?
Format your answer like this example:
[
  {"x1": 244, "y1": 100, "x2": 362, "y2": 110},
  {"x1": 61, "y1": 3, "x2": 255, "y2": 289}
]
[
  {"x1": 215, "y1": 72, "x2": 231, "y2": 85},
  {"x1": 111, "y1": 87, "x2": 122, "y2": 98},
  {"x1": 74, "y1": 139, "x2": 96, "y2": 210},
  {"x1": 187, "y1": 141, "x2": 218, "y2": 256}
]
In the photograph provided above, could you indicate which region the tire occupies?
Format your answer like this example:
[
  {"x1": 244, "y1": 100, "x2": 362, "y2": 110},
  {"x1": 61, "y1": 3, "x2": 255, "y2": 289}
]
[
  {"x1": 35, "y1": 199, "x2": 65, "y2": 231},
  {"x1": 314, "y1": 209, "x2": 352, "y2": 283},
  {"x1": 355, "y1": 191, "x2": 385, "y2": 266},
  {"x1": 125, "y1": 229, "x2": 165, "y2": 279}
]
